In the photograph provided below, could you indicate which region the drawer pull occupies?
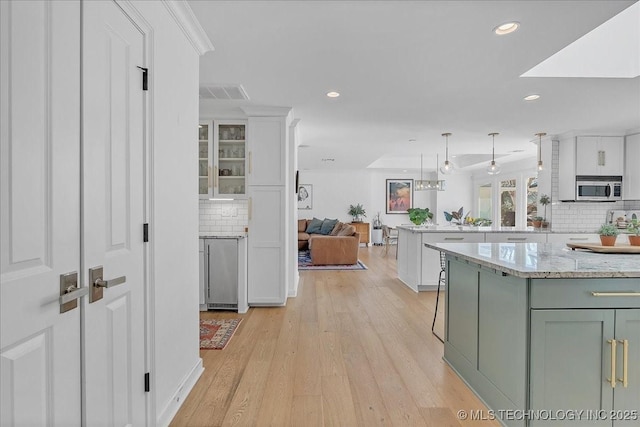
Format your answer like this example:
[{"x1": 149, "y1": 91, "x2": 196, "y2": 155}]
[
  {"x1": 617, "y1": 339, "x2": 628, "y2": 388},
  {"x1": 608, "y1": 339, "x2": 617, "y2": 388},
  {"x1": 444, "y1": 237, "x2": 464, "y2": 241},
  {"x1": 568, "y1": 237, "x2": 589, "y2": 241},
  {"x1": 591, "y1": 292, "x2": 640, "y2": 297},
  {"x1": 507, "y1": 238, "x2": 527, "y2": 241}
]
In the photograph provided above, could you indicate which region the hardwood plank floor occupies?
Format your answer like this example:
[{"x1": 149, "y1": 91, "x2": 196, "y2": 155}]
[{"x1": 171, "y1": 246, "x2": 500, "y2": 427}]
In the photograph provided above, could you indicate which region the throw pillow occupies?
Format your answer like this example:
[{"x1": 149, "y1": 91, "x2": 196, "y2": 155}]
[
  {"x1": 337, "y1": 224, "x2": 356, "y2": 236},
  {"x1": 330, "y1": 221, "x2": 344, "y2": 236},
  {"x1": 305, "y1": 217, "x2": 324, "y2": 234},
  {"x1": 319, "y1": 218, "x2": 338, "y2": 235},
  {"x1": 298, "y1": 219, "x2": 308, "y2": 232}
]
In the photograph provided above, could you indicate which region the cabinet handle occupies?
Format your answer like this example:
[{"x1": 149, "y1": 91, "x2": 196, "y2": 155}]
[
  {"x1": 208, "y1": 166, "x2": 212, "y2": 188},
  {"x1": 507, "y1": 238, "x2": 527, "y2": 241},
  {"x1": 617, "y1": 339, "x2": 628, "y2": 388},
  {"x1": 591, "y1": 292, "x2": 640, "y2": 297},
  {"x1": 248, "y1": 151, "x2": 252, "y2": 174},
  {"x1": 568, "y1": 237, "x2": 589, "y2": 241},
  {"x1": 214, "y1": 166, "x2": 218, "y2": 188},
  {"x1": 608, "y1": 339, "x2": 617, "y2": 388},
  {"x1": 444, "y1": 237, "x2": 464, "y2": 241},
  {"x1": 248, "y1": 197, "x2": 252, "y2": 221}
]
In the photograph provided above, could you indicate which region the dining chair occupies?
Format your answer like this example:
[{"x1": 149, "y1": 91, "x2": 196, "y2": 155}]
[{"x1": 382, "y1": 225, "x2": 398, "y2": 256}]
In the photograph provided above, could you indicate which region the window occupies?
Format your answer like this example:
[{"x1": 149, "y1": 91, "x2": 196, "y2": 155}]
[
  {"x1": 500, "y1": 179, "x2": 516, "y2": 226},
  {"x1": 478, "y1": 183, "x2": 492, "y2": 220},
  {"x1": 526, "y1": 176, "x2": 538, "y2": 226}
]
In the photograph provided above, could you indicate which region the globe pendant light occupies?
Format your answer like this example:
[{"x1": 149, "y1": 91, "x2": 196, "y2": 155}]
[
  {"x1": 440, "y1": 132, "x2": 454, "y2": 175},
  {"x1": 536, "y1": 132, "x2": 546, "y2": 171},
  {"x1": 486, "y1": 132, "x2": 501, "y2": 175}
]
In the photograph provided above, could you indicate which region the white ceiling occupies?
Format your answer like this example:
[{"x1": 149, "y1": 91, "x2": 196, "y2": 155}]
[{"x1": 190, "y1": 0, "x2": 640, "y2": 173}]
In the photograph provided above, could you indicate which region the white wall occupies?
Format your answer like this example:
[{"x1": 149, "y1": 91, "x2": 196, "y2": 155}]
[
  {"x1": 131, "y1": 2, "x2": 207, "y2": 425},
  {"x1": 296, "y1": 169, "x2": 471, "y2": 227}
]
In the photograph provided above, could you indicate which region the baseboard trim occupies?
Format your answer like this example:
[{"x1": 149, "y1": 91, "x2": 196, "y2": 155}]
[{"x1": 157, "y1": 358, "x2": 204, "y2": 427}]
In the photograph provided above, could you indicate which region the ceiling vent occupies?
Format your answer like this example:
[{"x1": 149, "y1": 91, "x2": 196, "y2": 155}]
[{"x1": 199, "y1": 84, "x2": 249, "y2": 100}]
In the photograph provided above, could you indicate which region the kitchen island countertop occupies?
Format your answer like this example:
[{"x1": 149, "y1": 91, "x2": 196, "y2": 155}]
[{"x1": 425, "y1": 242, "x2": 640, "y2": 279}]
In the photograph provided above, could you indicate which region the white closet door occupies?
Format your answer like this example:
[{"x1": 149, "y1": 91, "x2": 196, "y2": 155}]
[
  {"x1": 82, "y1": 1, "x2": 147, "y2": 425},
  {"x1": 1, "y1": 1, "x2": 82, "y2": 425}
]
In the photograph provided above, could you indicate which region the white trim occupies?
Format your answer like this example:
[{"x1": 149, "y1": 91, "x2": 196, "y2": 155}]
[
  {"x1": 156, "y1": 358, "x2": 204, "y2": 427},
  {"x1": 161, "y1": 0, "x2": 214, "y2": 55}
]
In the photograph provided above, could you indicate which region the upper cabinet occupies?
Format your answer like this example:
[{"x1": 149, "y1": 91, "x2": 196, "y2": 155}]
[
  {"x1": 199, "y1": 119, "x2": 248, "y2": 199},
  {"x1": 625, "y1": 133, "x2": 640, "y2": 200},
  {"x1": 247, "y1": 116, "x2": 286, "y2": 186},
  {"x1": 575, "y1": 136, "x2": 624, "y2": 176}
]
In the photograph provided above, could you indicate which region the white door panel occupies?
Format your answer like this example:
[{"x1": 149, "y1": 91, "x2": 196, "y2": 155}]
[
  {"x1": 82, "y1": 1, "x2": 146, "y2": 425},
  {"x1": 1, "y1": 1, "x2": 81, "y2": 425}
]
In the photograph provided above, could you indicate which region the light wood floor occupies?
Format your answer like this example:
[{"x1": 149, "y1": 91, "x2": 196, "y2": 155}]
[{"x1": 171, "y1": 246, "x2": 499, "y2": 427}]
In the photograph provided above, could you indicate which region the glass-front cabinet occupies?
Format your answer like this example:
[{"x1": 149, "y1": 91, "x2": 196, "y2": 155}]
[
  {"x1": 199, "y1": 123, "x2": 212, "y2": 198},
  {"x1": 199, "y1": 120, "x2": 247, "y2": 199}
]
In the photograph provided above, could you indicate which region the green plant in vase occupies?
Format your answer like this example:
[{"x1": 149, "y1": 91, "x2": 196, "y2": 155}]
[
  {"x1": 598, "y1": 223, "x2": 619, "y2": 247},
  {"x1": 348, "y1": 203, "x2": 366, "y2": 222},
  {"x1": 627, "y1": 219, "x2": 640, "y2": 246},
  {"x1": 407, "y1": 208, "x2": 433, "y2": 226},
  {"x1": 539, "y1": 194, "x2": 551, "y2": 228}
]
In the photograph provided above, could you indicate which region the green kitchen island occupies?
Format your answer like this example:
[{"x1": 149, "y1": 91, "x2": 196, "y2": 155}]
[{"x1": 425, "y1": 242, "x2": 640, "y2": 427}]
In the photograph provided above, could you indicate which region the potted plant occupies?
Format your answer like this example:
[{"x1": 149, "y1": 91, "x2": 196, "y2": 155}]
[
  {"x1": 539, "y1": 194, "x2": 551, "y2": 228},
  {"x1": 531, "y1": 216, "x2": 543, "y2": 228},
  {"x1": 628, "y1": 219, "x2": 640, "y2": 246},
  {"x1": 598, "y1": 224, "x2": 619, "y2": 246},
  {"x1": 407, "y1": 208, "x2": 434, "y2": 226},
  {"x1": 348, "y1": 203, "x2": 366, "y2": 222}
]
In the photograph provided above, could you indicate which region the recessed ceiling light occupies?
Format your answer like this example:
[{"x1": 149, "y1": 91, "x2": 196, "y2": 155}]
[
  {"x1": 326, "y1": 91, "x2": 340, "y2": 98},
  {"x1": 403, "y1": 169, "x2": 407, "y2": 172},
  {"x1": 494, "y1": 21, "x2": 520, "y2": 35},
  {"x1": 524, "y1": 94, "x2": 540, "y2": 101}
]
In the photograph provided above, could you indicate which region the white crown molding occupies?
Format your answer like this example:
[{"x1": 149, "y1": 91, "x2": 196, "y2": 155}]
[
  {"x1": 161, "y1": 0, "x2": 214, "y2": 55},
  {"x1": 241, "y1": 105, "x2": 292, "y2": 117}
]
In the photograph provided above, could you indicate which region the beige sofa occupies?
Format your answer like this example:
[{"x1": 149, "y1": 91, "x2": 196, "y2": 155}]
[{"x1": 298, "y1": 219, "x2": 361, "y2": 265}]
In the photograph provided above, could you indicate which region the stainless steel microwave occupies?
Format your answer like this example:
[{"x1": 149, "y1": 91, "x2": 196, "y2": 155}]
[{"x1": 575, "y1": 176, "x2": 622, "y2": 201}]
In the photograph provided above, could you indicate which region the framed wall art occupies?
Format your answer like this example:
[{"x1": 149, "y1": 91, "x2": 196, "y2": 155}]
[
  {"x1": 297, "y1": 184, "x2": 312, "y2": 210},
  {"x1": 386, "y1": 179, "x2": 413, "y2": 214}
]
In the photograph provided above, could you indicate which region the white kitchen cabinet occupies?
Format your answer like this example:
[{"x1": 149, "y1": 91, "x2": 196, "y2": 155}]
[
  {"x1": 420, "y1": 232, "x2": 485, "y2": 290},
  {"x1": 545, "y1": 233, "x2": 600, "y2": 244},
  {"x1": 576, "y1": 136, "x2": 624, "y2": 176},
  {"x1": 247, "y1": 116, "x2": 287, "y2": 186},
  {"x1": 199, "y1": 119, "x2": 248, "y2": 199},
  {"x1": 624, "y1": 133, "x2": 640, "y2": 200},
  {"x1": 484, "y1": 232, "x2": 547, "y2": 243},
  {"x1": 247, "y1": 186, "x2": 287, "y2": 305}
]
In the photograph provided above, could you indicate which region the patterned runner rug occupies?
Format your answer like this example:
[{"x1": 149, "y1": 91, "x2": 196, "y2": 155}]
[
  {"x1": 298, "y1": 250, "x2": 367, "y2": 270},
  {"x1": 200, "y1": 318, "x2": 242, "y2": 350}
]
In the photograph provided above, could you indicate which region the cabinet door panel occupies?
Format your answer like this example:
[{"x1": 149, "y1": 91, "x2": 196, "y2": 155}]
[
  {"x1": 576, "y1": 136, "x2": 600, "y2": 176},
  {"x1": 600, "y1": 136, "x2": 624, "y2": 176},
  {"x1": 478, "y1": 271, "x2": 527, "y2": 408},
  {"x1": 446, "y1": 259, "x2": 478, "y2": 365},
  {"x1": 530, "y1": 309, "x2": 614, "y2": 426},
  {"x1": 248, "y1": 117, "x2": 285, "y2": 186},
  {"x1": 614, "y1": 309, "x2": 640, "y2": 426}
]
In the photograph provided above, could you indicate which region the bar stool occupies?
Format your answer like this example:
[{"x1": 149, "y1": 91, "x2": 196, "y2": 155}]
[{"x1": 431, "y1": 252, "x2": 445, "y2": 343}]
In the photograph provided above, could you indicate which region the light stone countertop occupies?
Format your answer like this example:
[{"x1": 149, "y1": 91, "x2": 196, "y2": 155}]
[
  {"x1": 397, "y1": 225, "x2": 549, "y2": 233},
  {"x1": 424, "y1": 242, "x2": 640, "y2": 278},
  {"x1": 199, "y1": 233, "x2": 246, "y2": 238}
]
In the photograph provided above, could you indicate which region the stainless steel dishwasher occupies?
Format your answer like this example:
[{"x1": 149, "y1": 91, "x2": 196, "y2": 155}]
[{"x1": 204, "y1": 237, "x2": 240, "y2": 310}]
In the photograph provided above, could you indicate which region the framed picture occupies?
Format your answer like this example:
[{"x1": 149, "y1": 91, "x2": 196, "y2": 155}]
[
  {"x1": 386, "y1": 179, "x2": 413, "y2": 214},
  {"x1": 297, "y1": 184, "x2": 312, "y2": 210}
]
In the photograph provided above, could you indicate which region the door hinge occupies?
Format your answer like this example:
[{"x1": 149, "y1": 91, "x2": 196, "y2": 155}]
[
  {"x1": 137, "y1": 66, "x2": 148, "y2": 91},
  {"x1": 144, "y1": 372, "x2": 150, "y2": 392},
  {"x1": 143, "y1": 223, "x2": 149, "y2": 242}
]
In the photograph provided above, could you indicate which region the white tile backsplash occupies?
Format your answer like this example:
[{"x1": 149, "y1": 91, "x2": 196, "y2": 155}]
[
  {"x1": 551, "y1": 140, "x2": 636, "y2": 232},
  {"x1": 199, "y1": 199, "x2": 249, "y2": 235}
]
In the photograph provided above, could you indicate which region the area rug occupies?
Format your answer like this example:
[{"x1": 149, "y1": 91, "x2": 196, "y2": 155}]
[
  {"x1": 298, "y1": 250, "x2": 367, "y2": 271},
  {"x1": 200, "y1": 318, "x2": 242, "y2": 350}
]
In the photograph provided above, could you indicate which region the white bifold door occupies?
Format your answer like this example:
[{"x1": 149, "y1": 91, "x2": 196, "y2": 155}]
[{"x1": 1, "y1": 1, "x2": 147, "y2": 426}]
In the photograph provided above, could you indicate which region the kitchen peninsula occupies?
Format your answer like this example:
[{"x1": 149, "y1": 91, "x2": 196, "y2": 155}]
[
  {"x1": 396, "y1": 225, "x2": 608, "y2": 291},
  {"x1": 428, "y1": 242, "x2": 640, "y2": 427}
]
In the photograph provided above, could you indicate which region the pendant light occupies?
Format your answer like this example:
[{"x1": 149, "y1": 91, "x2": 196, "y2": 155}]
[
  {"x1": 535, "y1": 132, "x2": 546, "y2": 171},
  {"x1": 440, "y1": 132, "x2": 454, "y2": 175},
  {"x1": 415, "y1": 154, "x2": 445, "y2": 191},
  {"x1": 486, "y1": 132, "x2": 501, "y2": 175}
]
